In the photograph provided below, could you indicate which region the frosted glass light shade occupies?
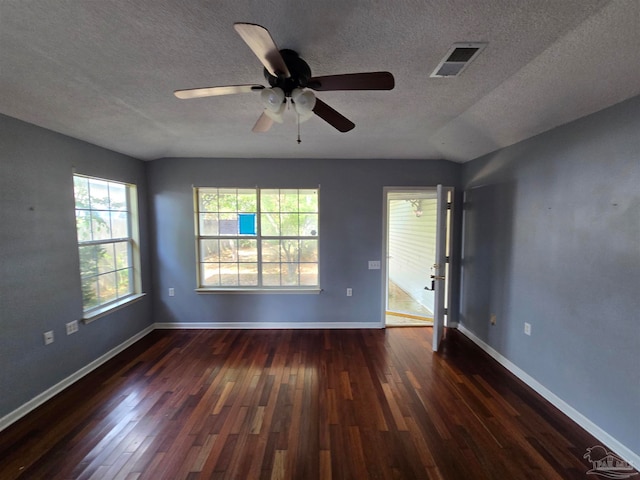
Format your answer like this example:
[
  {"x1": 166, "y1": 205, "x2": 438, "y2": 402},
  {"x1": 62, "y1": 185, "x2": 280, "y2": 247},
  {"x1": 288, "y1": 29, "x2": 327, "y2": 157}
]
[
  {"x1": 291, "y1": 88, "x2": 316, "y2": 115},
  {"x1": 261, "y1": 87, "x2": 285, "y2": 112}
]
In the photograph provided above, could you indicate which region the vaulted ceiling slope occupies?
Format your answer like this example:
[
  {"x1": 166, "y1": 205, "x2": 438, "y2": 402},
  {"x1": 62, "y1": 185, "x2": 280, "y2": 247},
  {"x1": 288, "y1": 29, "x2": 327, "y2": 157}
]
[{"x1": 1, "y1": 1, "x2": 639, "y2": 162}]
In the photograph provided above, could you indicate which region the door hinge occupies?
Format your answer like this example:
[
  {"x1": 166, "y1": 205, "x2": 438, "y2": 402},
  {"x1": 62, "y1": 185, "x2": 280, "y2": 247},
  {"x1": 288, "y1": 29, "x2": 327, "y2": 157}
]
[
  {"x1": 444, "y1": 308, "x2": 448, "y2": 315},
  {"x1": 447, "y1": 202, "x2": 452, "y2": 209}
]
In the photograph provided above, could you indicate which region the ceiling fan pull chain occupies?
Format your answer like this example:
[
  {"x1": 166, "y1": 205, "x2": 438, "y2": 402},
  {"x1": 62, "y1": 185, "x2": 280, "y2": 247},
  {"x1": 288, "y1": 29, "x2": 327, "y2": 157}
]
[{"x1": 297, "y1": 113, "x2": 302, "y2": 144}]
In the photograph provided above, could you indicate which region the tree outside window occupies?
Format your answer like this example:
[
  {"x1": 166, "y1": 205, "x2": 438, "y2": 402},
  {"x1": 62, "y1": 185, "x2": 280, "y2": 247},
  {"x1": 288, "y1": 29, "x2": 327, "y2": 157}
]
[
  {"x1": 196, "y1": 187, "x2": 319, "y2": 290},
  {"x1": 73, "y1": 175, "x2": 137, "y2": 311}
]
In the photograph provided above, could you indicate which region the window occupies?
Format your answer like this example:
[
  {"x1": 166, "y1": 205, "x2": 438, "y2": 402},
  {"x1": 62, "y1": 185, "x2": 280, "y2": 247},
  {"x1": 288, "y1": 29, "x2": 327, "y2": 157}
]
[
  {"x1": 195, "y1": 188, "x2": 319, "y2": 290},
  {"x1": 73, "y1": 174, "x2": 141, "y2": 315}
]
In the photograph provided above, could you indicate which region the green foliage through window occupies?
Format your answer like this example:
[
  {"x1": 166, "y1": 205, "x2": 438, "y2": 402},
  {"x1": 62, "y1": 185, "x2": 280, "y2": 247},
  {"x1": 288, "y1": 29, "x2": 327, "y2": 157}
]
[
  {"x1": 74, "y1": 175, "x2": 136, "y2": 311},
  {"x1": 196, "y1": 188, "x2": 319, "y2": 289}
]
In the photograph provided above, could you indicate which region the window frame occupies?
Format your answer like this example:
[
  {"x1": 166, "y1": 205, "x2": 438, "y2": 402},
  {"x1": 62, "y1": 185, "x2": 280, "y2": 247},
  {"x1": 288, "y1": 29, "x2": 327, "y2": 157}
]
[
  {"x1": 194, "y1": 187, "x2": 321, "y2": 293},
  {"x1": 73, "y1": 174, "x2": 144, "y2": 321}
]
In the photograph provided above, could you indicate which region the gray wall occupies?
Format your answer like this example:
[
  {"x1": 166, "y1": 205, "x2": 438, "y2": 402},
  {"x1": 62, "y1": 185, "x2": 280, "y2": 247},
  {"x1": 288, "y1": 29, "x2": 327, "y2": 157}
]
[
  {"x1": 460, "y1": 96, "x2": 640, "y2": 455},
  {"x1": 0, "y1": 114, "x2": 153, "y2": 419},
  {"x1": 147, "y1": 158, "x2": 461, "y2": 326}
]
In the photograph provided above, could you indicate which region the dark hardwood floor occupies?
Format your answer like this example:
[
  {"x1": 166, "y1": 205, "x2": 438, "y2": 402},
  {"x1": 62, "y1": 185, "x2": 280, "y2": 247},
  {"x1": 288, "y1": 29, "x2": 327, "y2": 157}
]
[{"x1": 0, "y1": 327, "x2": 627, "y2": 479}]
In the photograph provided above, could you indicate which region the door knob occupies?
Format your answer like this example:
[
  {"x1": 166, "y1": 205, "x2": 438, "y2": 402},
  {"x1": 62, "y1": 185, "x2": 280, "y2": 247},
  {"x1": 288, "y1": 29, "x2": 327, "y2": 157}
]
[{"x1": 430, "y1": 275, "x2": 445, "y2": 280}]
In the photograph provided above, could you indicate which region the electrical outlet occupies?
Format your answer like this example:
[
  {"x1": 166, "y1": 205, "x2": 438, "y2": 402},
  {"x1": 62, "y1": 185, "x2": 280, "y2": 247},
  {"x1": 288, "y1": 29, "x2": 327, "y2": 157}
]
[
  {"x1": 346, "y1": 288, "x2": 352, "y2": 297},
  {"x1": 43, "y1": 330, "x2": 54, "y2": 345},
  {"x1": 168, "y1": 288, "x2": 175, "y2": 297},
  {"x1": 524, "y1": 322, "x2": 532, "y2": 336},
  {"x1": 66, "y1": 320, "x2": 78, "y2": 335},
  {"x1": 368, "y1": 261, "x2": 381, "y2": 270},
  {"x1": 490, "y1": 314, "x2": 496, "y2": 326}
]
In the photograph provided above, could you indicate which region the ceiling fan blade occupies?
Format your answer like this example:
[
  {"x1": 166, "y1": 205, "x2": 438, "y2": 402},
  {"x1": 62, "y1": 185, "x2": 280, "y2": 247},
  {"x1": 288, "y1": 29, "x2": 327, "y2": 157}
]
[
  {"x1": 233, "y1": 23, "x2": 291, "y2": 78},
  {"x1": 308, "y1": 72, "x2": 395, "y2": 91},
  {"x1": 312, "y1": 98, "x2": 355, "y2": 132},
  {"x1": 174, "y1": 84, "x2": 264, "y2": 99},
  {"x1": 252, "y1": 112, "x2": 274, "y2": 133}
]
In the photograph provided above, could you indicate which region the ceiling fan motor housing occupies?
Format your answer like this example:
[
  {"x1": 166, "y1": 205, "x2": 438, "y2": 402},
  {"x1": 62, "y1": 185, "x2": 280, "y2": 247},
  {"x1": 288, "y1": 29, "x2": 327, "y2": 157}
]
[{"x1": 264, "y1": 49, "x2": 311, "y2": 95}]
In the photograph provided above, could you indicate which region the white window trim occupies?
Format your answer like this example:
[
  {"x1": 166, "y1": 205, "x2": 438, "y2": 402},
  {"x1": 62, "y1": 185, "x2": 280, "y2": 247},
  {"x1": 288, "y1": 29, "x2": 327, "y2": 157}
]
[
  {"x1": 82, "y1": 293, "x2": 147, "y2": 324},
  {"x1": 195, "y1": 288, "x2": 321, "y2": 294}
]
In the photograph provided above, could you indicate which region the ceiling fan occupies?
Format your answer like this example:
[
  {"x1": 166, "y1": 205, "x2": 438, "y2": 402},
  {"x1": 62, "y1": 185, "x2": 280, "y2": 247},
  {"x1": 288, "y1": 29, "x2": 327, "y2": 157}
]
[{"x1": 174, "y1": 23, "x2": 395, "y2": 135}]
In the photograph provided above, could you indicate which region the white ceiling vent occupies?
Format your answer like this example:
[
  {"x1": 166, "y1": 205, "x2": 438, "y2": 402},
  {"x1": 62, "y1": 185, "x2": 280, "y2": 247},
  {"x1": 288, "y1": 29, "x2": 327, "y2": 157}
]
[{"x1": 430, "y1": 42, "x2": 487, "y2": 78}]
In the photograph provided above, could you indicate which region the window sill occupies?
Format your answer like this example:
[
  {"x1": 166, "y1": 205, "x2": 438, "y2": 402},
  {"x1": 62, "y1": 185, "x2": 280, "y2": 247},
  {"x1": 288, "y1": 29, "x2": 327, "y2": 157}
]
[
  {"x1": 195, "y1": 288, "x2": 322, "y2": 295},
  {"x1": 82, "y1": 293, "x2": 147, "y2": 324}
]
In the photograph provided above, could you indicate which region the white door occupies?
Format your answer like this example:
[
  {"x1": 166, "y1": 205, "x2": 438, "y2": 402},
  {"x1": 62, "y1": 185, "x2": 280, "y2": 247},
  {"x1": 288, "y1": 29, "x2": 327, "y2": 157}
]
[{"x1": 432, "y1": 184, "x2": 450, "y2": 351}]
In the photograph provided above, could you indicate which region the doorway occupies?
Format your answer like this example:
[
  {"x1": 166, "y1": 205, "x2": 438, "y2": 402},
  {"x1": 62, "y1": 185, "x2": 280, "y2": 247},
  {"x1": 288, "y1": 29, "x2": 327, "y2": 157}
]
[
  {"x1": 382, "y1": 186, "x2": 454, "y2": 335},
  {"x1": 383, "y1": 188, "x2": 437, "y2": 327}
]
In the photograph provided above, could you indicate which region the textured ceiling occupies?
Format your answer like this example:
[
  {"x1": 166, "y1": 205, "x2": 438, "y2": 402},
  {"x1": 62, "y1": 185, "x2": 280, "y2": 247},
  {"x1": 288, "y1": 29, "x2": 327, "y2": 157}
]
[{"x1": 1, "y1": 0, "x2": 639, "y2": 162}]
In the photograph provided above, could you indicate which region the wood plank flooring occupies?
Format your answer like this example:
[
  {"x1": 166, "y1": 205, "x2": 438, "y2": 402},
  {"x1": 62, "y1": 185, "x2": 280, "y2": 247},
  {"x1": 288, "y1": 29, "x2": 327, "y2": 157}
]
[{"x1": 0, "y1": 328, "x2": 628, "y2": 479}]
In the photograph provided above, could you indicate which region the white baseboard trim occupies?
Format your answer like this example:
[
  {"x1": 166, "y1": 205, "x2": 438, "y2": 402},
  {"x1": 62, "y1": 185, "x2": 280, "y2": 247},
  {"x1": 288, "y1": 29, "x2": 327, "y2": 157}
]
[
  {"x1": 0, "y1": 325, "x2": 155, "y2": 432},
  {"x1": 155, "y1": 321, "x2": 383, "y2": 330},
  {"x1": 456, "y1": 324, "x2": 639, "y2": 470}
]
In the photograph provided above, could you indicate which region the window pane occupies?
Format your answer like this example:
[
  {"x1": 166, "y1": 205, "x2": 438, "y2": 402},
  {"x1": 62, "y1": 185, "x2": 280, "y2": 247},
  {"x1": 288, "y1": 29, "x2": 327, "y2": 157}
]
[
  {"x1": 219, "y1": 214, "x2": 238, "y2": 235},
  {"x1": 199, "y1": 189, "x2": 218, "y2": 212},
  {"x1": 98, "y1": 243, "x2": 116, "y2": 274},
  {"x1": 262, "y1": 240, "x2": 280, "y2": 262},
  {"x1": 260, "y1": 190, "x2": 279, "y2": 212},
  {"x1": 239, "y1": 264, "x2": 258, "y2": 286},
  {"x1": 218, "y1": 189, "x2": 237, "y2": 212},
  {"x1": 262, "y1": 263, "x2": 281, "y2": 286},
  {"x1": 238, "y1": 239, "x2": 257, "y2": 262},
  {"x1": 237, "y1": 189, "x2": 257, "y2": 212},
  {"x1": 300, "y1": 264, "x2": 318, "y2": 286},
  {"x1": 201, "y1": 264, "x2": 220, "y2": 286},
  {"x1": 117, "y1": 269, "x2": 131, "y2": 296},
  {"x1": 74, "y1": 176, "x2": 90, "y2": 209},
  {"x1": 300, "y1": 214, "x2": 318, "y2": 236},
  {"x1": 200, "y1": 213, "x2": 219, "y2": 235},
  {"x1": 299, "y1": 190, "x2": 318, "y2": 212},
  {"x1": 115, "y1": 241, "x2": 130, "y2": 269},
  {"x1": 281, "y1": 263, "x2": 299, "y2": 286},
  {"x1": 219, "y1": 239, "x2": 238, "y2": 262},
  {"x1": 280, "y1": 240, "x2": 300, "y2": 263},
  {"x1": 220, "y1": 263, "x2": 239, "y2": 286},
  {"x1": 300, "y1": 240, "x2": 318, "y2": 262},
  {"x1": 79, "y1": 245, "x2": 99, "y2": 276},
  {"x1": 280, "y1": 191, "x2": 299, "y2": 212},
  {"x1": 91, "y1": 211, "x2": 111, "y2": 240},
  {"x1": 111, "y1": 211, "x2": 129, "y2": 238},
  {"x1": 88, "y1": 179, "x2": 109, "y2": 209},
  {"x1": 201, "y1": 239, "x2": 221, "y2": 262},
  {"x1": 109, "y1": 183, "x2": 127, "y2": 211},
  {"x1": 261, "y1": 213, "x2": 280, "y2": 236},
  {"x1": 76, "y1": 210, "x2": 92, "y2": 242},
  {"x1": 98, "y1": 272, "x2": 117, "y2": 304},
  {"x1": 82, "y1": 277, "x2": 99, "y2": 309},
  {"x1": 280, "y1": 214, "x2": 298, "y2": 236}
]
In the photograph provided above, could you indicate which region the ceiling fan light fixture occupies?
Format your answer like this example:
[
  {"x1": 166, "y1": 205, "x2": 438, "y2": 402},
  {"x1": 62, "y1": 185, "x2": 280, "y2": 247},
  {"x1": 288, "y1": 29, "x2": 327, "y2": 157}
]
[
  {"x1": 174, "y1": 24, "x2": 394, "y2": 134},
  {"x1": 291, "y1": 88, "x2": 316, "y2": 116},
  {"x1": 261, "y1": 87, "x2": 285, "y2": 112}
]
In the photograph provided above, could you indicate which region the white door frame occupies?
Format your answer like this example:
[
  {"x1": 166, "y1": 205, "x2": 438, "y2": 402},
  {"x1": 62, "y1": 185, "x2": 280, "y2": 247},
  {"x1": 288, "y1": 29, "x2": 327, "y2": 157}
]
[
  {"x1": 381, "y1": 186, "x2": 454, "y2": 338},
  {"x1": 381, "y1": 186, "x2": 435, "y2": 327}
]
